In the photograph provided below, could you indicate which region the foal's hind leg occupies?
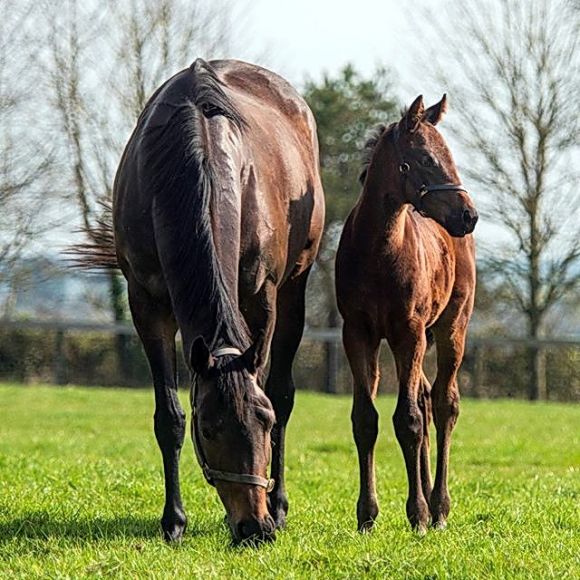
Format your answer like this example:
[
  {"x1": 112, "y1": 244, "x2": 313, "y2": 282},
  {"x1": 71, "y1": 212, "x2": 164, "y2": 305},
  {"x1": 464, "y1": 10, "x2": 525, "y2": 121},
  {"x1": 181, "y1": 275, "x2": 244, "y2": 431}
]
[
  {"x1": 128, "y1": 281, "x2": 187, "y2": 542},
  {"x1": 430, "y1": 325, "x2": 467, "y2": 529},
  {"x1": 418, "y1": 372, "x2": 433, "y2": 502},
  {"x1": 343, "y1": 319, "x2": 381, "y2": 531},
  {"x1": 265, "y1": 269, "x2": 309, "y2": 529}
]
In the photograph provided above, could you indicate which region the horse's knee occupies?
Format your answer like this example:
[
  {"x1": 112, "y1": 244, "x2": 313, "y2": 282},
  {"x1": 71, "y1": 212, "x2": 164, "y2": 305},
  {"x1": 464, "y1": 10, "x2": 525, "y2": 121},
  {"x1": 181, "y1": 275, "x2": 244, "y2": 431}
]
[
  {"x1": 392, "y1": 403, "x2": 423, "y2": 447},
  {"x1": 267, "y1": 378, "x2": 295, "y2": 427},
  {"x1": 351, "y1": 400, "x2": 379, "y2": 449},
  {"x1": 154, "y1": 407, "x2": 186, "y2": 450}
]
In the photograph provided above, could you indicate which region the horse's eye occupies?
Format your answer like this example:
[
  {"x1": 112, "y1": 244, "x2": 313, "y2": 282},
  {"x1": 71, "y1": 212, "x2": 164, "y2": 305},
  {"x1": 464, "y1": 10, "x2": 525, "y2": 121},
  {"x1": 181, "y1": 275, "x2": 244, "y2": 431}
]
[
  {"x1": 201, "y1": 427, "x2": 213, "y2": 440},
  {"x1": 421, "y1": 154, "x2": 435, "y2": 167}
]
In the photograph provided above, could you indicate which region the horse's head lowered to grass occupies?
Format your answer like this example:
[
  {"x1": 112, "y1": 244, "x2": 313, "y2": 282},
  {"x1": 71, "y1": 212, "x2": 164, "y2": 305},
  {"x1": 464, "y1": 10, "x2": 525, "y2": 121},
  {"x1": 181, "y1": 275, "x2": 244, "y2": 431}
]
[{"x1": 190, "y1": 337, "x2": 277, "y2": 544}]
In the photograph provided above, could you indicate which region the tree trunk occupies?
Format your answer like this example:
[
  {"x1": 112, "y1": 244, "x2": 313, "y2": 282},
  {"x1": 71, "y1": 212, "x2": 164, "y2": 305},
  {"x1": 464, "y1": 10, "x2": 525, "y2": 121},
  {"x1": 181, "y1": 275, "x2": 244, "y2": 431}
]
[{"x1": 527, "y1": 314, "x2": 546, "y2": 401}]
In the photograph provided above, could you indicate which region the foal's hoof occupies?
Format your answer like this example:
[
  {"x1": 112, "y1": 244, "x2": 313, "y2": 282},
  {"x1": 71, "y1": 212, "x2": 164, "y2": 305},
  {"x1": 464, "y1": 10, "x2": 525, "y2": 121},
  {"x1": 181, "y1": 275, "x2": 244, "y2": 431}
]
[
  {"x1": 412, "y1": 523, "x2": 428, "y2": 537},
  {"x1": 432, "y1": 519, "x2": 447, "y2": 531},
  {"x1": 161, "y1": 512, "x2": 187, "y2": 543}
]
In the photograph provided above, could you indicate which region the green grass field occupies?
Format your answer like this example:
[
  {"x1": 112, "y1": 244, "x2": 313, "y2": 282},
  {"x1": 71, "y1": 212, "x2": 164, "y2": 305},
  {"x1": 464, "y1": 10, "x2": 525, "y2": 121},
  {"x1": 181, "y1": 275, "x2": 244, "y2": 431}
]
[{"x1": 0, "y1": 384, "x2": 578, "y2": 578}]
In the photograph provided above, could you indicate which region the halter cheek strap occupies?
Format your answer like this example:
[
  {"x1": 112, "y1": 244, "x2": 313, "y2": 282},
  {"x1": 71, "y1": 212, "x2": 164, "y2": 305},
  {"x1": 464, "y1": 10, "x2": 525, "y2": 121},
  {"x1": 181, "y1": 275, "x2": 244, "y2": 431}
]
[
  {"x1": 392, "y1": 124, "x2": 468, "y2": 211},
  {"x1": 191, "y1": 346, "x2": 275, "y2": 493}
]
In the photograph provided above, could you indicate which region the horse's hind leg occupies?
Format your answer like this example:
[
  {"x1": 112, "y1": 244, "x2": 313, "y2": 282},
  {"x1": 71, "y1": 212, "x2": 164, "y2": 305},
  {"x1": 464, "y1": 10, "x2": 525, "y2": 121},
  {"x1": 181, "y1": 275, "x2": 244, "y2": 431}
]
[
  {"x1": 264, "y1": 268, "x2": 309, "y2": 529},
  {"x1": 343, "y1": 319, "x2": 381, "y2": 531},
  {"x1": 430, "y1": 325, "x2": 466, "y2": 529},
  {"x1": 418, "y1": 372, "x2": 433, "y2": 502},
  {"x1": 127, "y1": 280, "x2": 186, "y2": 542}
]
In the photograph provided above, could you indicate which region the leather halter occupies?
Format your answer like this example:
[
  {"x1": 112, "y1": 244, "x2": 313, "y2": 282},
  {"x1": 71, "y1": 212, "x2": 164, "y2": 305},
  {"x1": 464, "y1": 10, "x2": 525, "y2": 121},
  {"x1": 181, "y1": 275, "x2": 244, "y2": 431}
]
[
  {"x1": 390, "y1": 123, "x2": 468, "y2": 212},
  {"x1": 191, "y1": 346, "x2": 275, "y2": 492}
]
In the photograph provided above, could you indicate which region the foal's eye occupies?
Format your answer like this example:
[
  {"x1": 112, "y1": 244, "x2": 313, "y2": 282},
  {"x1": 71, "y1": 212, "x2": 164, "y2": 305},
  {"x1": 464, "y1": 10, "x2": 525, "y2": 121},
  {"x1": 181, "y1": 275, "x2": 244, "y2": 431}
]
[{"x1": 421, "y1": 154, "x2": 436, "y2": 167}]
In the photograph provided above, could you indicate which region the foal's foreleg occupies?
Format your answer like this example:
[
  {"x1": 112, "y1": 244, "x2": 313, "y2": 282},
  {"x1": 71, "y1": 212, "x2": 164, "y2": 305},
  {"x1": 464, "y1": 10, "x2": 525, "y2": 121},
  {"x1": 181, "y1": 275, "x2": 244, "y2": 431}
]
[
  {"x1": 390, "y1": 328, "x2": 430, "y2": 533},
  {"x1": 128, "y1": 283, "x2": 186, "y2": 542},
  {"x1": 343, "y1": 321, "x2": 381, "y2": 532},
  {"x1": 430, "y1": 329, "x2": 465, "y2": 529}
]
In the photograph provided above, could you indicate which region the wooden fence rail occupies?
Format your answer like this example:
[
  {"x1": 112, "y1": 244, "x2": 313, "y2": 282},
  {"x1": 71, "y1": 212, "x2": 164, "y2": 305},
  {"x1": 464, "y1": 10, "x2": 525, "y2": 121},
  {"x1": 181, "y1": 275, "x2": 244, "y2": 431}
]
[{"x1": 1, "y1": 318, "x2": 578, "y2": 398}]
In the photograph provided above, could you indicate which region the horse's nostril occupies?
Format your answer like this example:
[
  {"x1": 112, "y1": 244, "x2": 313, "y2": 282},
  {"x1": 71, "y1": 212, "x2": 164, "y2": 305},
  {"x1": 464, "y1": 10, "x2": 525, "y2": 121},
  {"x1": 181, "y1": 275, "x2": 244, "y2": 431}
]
[{"x1": 236, "y1": 518, "x2": 276, "y2": 544}]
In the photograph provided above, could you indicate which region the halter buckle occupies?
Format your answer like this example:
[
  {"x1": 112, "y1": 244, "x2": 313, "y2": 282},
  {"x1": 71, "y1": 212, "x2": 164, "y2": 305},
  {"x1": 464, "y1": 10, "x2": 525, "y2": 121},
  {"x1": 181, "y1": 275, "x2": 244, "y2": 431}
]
[{"x1": 399, "y1": 162, "x2": 410, "y2": 174}]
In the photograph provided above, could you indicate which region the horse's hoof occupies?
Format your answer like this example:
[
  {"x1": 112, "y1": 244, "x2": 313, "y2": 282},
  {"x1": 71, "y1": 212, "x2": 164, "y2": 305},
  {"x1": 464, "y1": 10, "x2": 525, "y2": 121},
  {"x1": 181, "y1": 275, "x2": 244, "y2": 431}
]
[
  {"x1": 413, "y1": 523, "x2": 428, "y2": 537},
  {"x1": 270, "y1": 508, "x2": 287, "y2": 530},
  {"x1": 358, "y1": 519, "x2": 376, "y2": 533},
  {"x1": 432, "y1": 519, "x2": 447, "y2": 531},
  {"x1": 161, "y1": 512, "x2": 187, "y2": 543}
]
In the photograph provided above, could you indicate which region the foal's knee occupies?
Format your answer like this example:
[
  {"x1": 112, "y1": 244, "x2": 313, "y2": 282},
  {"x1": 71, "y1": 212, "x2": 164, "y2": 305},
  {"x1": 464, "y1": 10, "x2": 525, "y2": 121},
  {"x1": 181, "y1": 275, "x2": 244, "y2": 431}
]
[
  {"x1": 392, "y1": 403, "x2": 423, "y2": 447},
  {"x1": 433, "y1": 388, "x2": 460, "y2": 429}
]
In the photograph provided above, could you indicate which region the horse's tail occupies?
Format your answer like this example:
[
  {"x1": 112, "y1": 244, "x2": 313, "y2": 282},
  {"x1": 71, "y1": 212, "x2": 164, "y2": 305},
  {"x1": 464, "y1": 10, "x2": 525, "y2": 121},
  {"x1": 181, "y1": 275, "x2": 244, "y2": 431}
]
[{"x1": 66, "y1": 199, "x2": 119, "y2": 270}]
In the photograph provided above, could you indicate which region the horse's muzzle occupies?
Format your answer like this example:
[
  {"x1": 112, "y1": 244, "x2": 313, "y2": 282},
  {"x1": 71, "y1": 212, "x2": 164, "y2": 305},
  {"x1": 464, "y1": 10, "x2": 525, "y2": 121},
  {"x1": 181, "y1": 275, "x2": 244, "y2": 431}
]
[{"x1": 231, "y1": 514, "x2": 276, "y2": 545}]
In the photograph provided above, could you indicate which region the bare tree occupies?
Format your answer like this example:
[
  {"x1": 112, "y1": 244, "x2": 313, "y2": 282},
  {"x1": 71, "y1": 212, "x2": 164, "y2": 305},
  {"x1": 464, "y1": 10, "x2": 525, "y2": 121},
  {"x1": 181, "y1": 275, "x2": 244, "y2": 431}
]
[
  {"x1": 0, "y1": 2, "x2": 52, "y2": 291},
  {"x1": 416, "y1": 0, "x2": 580, "y2": 399}
]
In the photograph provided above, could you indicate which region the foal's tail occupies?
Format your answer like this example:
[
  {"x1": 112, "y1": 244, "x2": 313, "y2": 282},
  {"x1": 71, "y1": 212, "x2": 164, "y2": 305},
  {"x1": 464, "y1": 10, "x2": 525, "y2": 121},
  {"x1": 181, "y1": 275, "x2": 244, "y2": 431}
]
[{"x1": 66, "y1": 199, "x2": 119, "y2": 270}]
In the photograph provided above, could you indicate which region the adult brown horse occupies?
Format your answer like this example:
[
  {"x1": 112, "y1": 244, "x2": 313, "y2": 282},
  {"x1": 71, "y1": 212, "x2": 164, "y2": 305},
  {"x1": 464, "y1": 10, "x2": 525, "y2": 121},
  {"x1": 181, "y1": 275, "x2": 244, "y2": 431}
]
[
  {"x1": 336, "y1": 95, "x2": 477, "y2": 534},
  {"x1": 83, "y1": 59, "x2": 324, "y2": 544}
]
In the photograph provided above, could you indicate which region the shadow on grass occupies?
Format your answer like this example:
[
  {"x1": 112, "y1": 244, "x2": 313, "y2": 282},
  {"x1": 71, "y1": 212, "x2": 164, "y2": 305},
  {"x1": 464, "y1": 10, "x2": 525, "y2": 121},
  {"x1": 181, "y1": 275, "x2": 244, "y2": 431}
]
[{"x1": 0, "y1": 511, "x2": 210, "y2": 543}]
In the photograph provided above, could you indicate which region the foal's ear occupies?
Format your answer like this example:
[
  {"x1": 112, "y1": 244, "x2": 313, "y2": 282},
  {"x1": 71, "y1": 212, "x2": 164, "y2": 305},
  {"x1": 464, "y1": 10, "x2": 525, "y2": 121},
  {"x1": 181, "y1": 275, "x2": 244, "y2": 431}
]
[
  {"x1": 190, "y1": 336, "x2": 213, "y2": 375},
  {"x1": 402, "y1": 95, "x2": 425, "y2": 132},
  {"x1": 423, "y1": 94, "x2": 448, "y2": 126}
]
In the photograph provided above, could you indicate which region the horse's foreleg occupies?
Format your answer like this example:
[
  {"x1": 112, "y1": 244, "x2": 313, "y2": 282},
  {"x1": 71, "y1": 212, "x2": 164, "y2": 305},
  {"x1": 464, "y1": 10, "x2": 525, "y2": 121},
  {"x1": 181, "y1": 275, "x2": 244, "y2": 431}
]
[
  {"x1": 128, "y1": 282, "x2": 186, "y2": 542},
  {"x1": 264, "y1": 270, "x2": 309, "y2": 530},
  {"x1": 343, "y1": 320, "x2": 381, "y2": 532},
  {"x1": 390, "y1": 326, "x2": 430, "y2": 533},
  {"x1": 430, "y1": 327, "x2": 465, "y2": 529}
]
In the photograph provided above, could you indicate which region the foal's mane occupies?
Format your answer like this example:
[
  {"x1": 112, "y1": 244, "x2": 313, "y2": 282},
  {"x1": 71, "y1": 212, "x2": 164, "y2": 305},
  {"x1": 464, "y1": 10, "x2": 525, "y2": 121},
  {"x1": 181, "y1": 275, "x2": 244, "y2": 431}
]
[
  {"x1": 359, "y1": 123, "x2": 399, "y2": 185},
  {"x1": 144, "y1": 58, "x2": 250, "y2": 359}
]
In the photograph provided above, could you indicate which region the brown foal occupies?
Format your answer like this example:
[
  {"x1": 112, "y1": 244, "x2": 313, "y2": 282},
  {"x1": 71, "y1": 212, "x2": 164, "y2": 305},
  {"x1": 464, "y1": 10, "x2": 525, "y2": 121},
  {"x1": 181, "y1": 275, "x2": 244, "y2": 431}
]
[{"x1": 336, "y1": 95, "x2": 477, "y2": 533}]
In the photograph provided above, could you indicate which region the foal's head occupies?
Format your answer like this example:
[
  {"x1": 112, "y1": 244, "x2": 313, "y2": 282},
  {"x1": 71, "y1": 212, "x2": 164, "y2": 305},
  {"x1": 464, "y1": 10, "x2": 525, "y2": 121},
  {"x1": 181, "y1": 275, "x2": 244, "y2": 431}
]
[
  {"x1": 367, "y1": 94, "x2": 478, "y2": 236},
  {"x1": 190, "y1": 337, "x2": 276, "y2": 544}
]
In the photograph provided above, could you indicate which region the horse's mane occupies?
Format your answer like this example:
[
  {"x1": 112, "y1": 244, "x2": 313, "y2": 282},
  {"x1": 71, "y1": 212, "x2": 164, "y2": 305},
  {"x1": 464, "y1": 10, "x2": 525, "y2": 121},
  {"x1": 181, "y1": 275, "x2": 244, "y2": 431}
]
[{"x1": 146, "y1": 59, "x2": 249, "y2": 353}]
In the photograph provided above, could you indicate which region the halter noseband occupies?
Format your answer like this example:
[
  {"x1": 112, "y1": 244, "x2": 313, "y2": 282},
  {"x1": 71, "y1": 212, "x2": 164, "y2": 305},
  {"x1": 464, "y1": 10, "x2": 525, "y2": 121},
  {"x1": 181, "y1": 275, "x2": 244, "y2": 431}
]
[
  {"x1": 191, "y1": 346, "x2": 275, "y2": 492},
  {"x1": 391, "y1": 124, "x2": 468, "y2": 211}
]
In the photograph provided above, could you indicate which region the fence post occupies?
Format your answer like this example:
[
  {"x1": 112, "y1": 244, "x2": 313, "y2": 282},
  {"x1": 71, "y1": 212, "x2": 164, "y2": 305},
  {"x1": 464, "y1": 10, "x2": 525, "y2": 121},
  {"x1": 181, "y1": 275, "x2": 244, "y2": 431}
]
[
  {"x1": 54, "y1": 329, "x2": 66, "y2": 385},
  {"x1": 324, "y1": 339, "x2": 339, "y2": 394},
  {"x1": 473, "y1": 343, "x2": 484, "y2": 398}
]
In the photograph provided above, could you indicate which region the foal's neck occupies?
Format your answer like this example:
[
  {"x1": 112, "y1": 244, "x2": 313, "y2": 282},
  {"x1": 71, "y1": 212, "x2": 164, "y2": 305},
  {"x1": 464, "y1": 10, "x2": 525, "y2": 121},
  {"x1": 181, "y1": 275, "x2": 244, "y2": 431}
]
[{"x1": 358, "y1": 146, "x2": 409, "y2": 249}]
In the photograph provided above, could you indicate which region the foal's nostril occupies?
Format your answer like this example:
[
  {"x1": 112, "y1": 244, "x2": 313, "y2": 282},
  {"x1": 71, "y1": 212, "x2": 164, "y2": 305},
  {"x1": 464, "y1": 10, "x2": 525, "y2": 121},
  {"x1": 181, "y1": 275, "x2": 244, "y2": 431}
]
[{"x1": 462, "y1": 209, "x2": 478, "y2": 231}]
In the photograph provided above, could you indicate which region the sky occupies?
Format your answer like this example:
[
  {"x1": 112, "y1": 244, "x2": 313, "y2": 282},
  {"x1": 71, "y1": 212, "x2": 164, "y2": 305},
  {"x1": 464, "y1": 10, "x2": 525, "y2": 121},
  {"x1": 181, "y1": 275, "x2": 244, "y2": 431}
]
[{"x1": 238, "y1": 0, "x2": 436, "y2": 101}]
